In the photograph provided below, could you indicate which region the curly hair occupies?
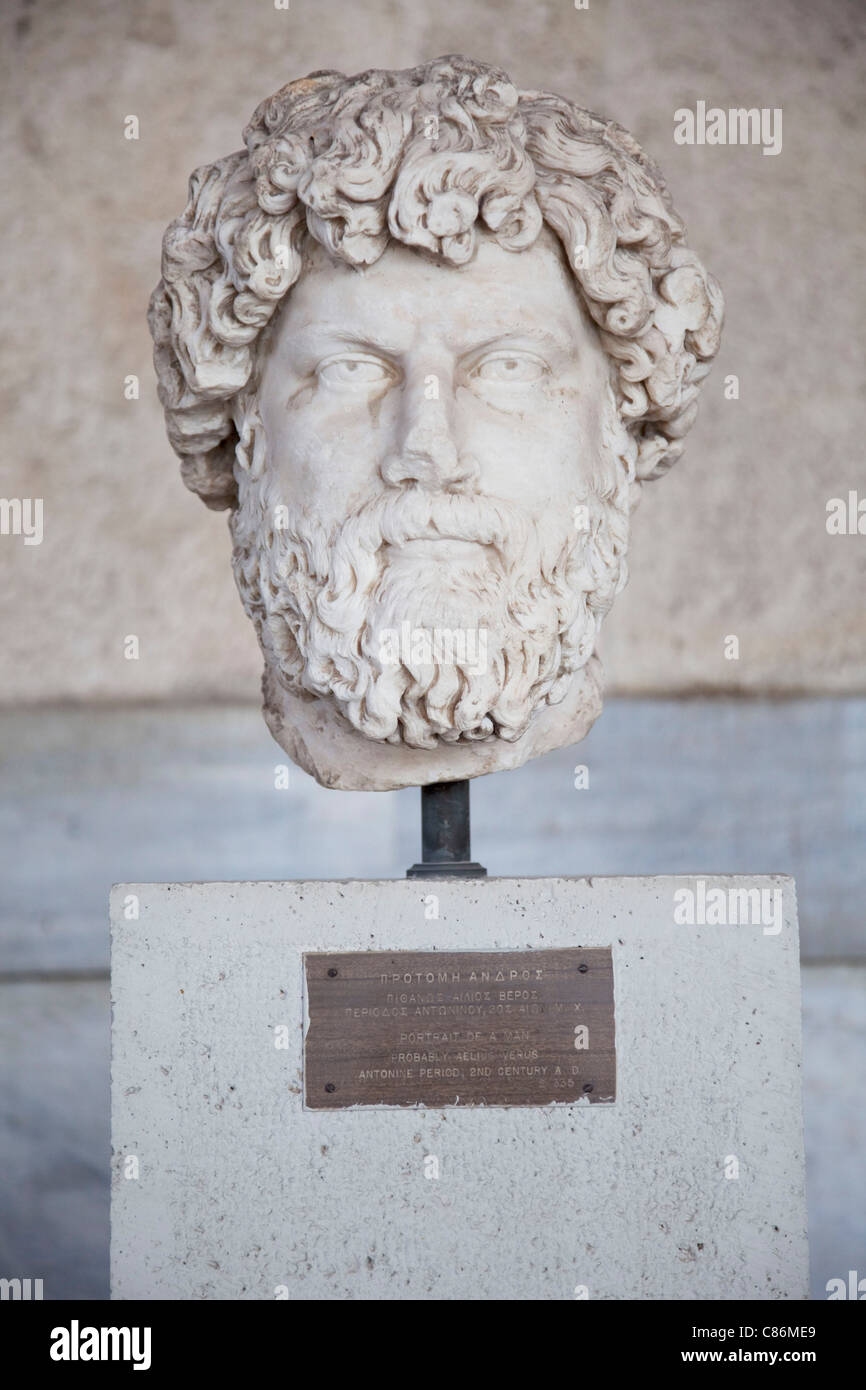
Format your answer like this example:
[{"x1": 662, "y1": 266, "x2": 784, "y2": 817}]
[{"x1": 149, "y1": 54, "x2": 723, "y2": 511}]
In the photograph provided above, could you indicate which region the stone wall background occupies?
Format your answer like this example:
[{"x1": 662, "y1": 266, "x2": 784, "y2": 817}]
[{"x1": 1, "y1": 0, "x2": 863, "y2": 703}]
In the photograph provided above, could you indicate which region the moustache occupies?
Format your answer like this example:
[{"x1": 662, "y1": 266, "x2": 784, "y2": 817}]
[{"x1": 337, "y1": 487, "x2": 531, "y2": 556}]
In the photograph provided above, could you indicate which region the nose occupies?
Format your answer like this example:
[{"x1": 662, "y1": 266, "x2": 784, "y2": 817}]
[{"x1": 380, "y1": 372, "x2": 477, "y2": 491}]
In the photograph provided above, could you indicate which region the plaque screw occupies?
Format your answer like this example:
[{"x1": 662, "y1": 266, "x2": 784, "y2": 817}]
[
  {"x1": 325, "y1": 1083, "x2": 336, "y2": 1093},
  {"x1": 578, "y1": 963, "x2": 588, "y2": 973},
  {"x1": 582, "y1": 1083, "x2": 594, "y2": 1093},
  {"x1": 327, "y1": 968, "x2": 338, "y2": 978}
]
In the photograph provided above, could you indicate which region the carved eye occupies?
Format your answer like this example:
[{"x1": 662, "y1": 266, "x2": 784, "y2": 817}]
[
  {"x1": 471, "y1": 351, "x2": 547, "y2": 385},
  {"x1": 317, "y1": 355, "x2": 393, "y2": 389}
]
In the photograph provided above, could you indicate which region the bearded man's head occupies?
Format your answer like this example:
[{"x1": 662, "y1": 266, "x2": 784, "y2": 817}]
[{"x1": 149, "y1": 55, "x2": 723, "y2": 790}]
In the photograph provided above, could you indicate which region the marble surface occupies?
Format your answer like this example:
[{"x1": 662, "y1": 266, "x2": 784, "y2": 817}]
[
  {"x1": 111, "y1": 876, "x2": 806, "y2": 1299},
  {"x1": 148, "y1": 57, "x2": 722, "y2": 787}
]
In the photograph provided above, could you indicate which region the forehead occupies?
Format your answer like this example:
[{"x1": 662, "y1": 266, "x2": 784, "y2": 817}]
[{"x1": 270, "y1": 225, "x2": 599, "y2": 354}]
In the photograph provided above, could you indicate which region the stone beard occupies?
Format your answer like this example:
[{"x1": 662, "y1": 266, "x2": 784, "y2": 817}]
[
  {"x1": 230, "y1": 391, "x2": 634, "y2": 754},
  {"x1": 149, "y1": 55, "x2": 723, "y2": 789}
]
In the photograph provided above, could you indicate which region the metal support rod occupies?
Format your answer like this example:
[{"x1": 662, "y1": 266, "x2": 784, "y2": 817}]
[{"x1": 406, "y1": 779, "x2": 487, "y2": 878}]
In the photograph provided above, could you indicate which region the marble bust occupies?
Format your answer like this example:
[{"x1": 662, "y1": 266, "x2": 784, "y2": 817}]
[{"x1": 149, "y1": 55, "x2": 723, "y2": 790}]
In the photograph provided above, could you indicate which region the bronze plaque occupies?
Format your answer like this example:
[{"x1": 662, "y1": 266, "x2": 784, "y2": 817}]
[{"x1": 304, "y1": 947, "x2": 615, "y2": 1108}]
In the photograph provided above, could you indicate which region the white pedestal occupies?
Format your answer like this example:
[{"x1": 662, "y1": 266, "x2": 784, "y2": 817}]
[{"x1": 110, "y1": 875, "x2": 808, "y2": 1300}]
